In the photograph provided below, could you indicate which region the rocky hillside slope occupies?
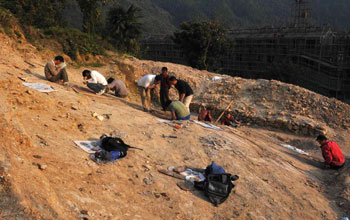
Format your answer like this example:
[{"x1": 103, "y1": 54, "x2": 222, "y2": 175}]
[
  {"x1": 114, "y1": 58, "x2": 350, "y2": 138},
  {"x1": 0, "y1": 32, "x2": 349, "y2": 219}
]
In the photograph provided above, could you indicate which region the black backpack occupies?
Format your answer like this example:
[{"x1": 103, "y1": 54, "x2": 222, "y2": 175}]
[
  {"x1": 204, "y1": 173, "x2": 238, "y2": 206},
  {"x1": 100, "y1": 136, "x2": 130, "y2": 158}
]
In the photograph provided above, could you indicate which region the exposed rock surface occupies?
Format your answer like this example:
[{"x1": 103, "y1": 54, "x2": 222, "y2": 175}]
[{"x1": 0, "y1": 32, "x2": 349, "y2": 219}]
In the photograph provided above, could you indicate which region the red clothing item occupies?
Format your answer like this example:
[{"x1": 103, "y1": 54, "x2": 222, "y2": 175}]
[
  {"x1": 221, "y1": 117, "x2": 238, "y2": 125},
  {"x1": 320, "y1": 141, "x2": 345, "y2": 166},
  {"x1": 198, "y1": 110, "x2": 212, "y2": 122}
]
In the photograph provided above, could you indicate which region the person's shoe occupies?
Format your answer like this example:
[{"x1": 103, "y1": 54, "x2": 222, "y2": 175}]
[{"x1": 96, "y1": 89, "x2": 105, "y2": 95}]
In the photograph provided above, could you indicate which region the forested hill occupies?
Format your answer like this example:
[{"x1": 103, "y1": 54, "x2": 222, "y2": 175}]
[
  {"x1": 61, "y1": 0, "x2": 350, "y2": 34},
  {"x1": 64, "y1": 0, "x2": 350, "y2": 35}
]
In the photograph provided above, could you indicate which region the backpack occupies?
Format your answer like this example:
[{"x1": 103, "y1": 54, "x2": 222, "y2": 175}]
[
  {"x1": 99, "y1": 135, "x2": 130, "y2": 158},
  {"x1": 204, "y1": 173, "x2": 238, "y2": 206},
  {"x1": 197, "y1": 162, "x2": 239, "y2": 206}
]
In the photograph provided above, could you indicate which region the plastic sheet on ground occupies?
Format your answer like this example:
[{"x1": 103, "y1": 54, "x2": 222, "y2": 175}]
[
  {"x1": 181, "y1": 168, "x2": 206, "y2": 183},
  {"x1": 211, "y1": 76, "x2": 223, "y2": 81},
  {"x1": 194, "y1": 120, "x2": 222, "y2": 130},
  {"x1": 280, "y1": 144, "x2": 310, "y2": 156},
  {"x1": 23, "y1": 82, "x2": 56, "y2": 93},
  {"x1": 74, "y1": 140, "x2": 101, "y2": 153},
  {"x1": 156, "y1": 118, "x2": 172, "y2": 123}
]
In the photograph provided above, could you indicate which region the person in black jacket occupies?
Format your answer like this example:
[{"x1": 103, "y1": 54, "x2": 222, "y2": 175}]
[{"x1": 169, "y1": 76, "x2": 194, "y2": 112}]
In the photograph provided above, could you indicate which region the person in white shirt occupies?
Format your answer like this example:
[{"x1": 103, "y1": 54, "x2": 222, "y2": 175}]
[
  {"x1": 137, "y1": 74, "x2": 161, "y2": 112},
  {"x1": 82, "y1": 70, "x2": 108, "y2": 95}
]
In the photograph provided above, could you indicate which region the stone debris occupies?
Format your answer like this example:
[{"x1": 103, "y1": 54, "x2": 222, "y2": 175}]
[
  {"x1": 36, "y1": 135, "x2": 48, "y2": 146},
  {"x1": 109, "y1": 130, "x2": 128, "y2": 138},
  {"x1": 92, "y1": 112, "x2": 104, "y2": 121},
  {"x1": 124, "y1": 58, "x2": 350, "y2": 136}
]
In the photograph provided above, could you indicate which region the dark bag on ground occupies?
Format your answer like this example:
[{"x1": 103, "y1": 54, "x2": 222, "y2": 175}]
[
  {"x1": 194, "y1": 161, "x2": 239, "y2": 206},
  {"x1": 99, "y1": 135, "x2": 130, "y2": 158},
  {"x1": 205, "y1": 173, "x2": 237, "y2": 206}
]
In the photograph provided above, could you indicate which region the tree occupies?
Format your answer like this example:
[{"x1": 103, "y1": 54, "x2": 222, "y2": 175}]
[
  {"x1": 0, "y1": 0, "x2": 67, "y2": 28},
  {"x1": 76, "y1": 0, "x2": 115, "y2": 35},
  {"x1": 106, "y1": 4, "x2": 143, "y2": 53},
  {"x1": 173, "y1": 20, "x2": 234, "y2": 71}
]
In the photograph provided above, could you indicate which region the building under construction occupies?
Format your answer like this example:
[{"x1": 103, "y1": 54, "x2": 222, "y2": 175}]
[{"x1": 140, "y1": 0, "x2": 350, "y2": 102}]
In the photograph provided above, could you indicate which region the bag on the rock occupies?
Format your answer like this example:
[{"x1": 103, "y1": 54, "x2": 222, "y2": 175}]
[
  {"x1": 99, "y1": 135, "x2": 130, "y2": 158},
  {"x1": 202, "y1": 161, "x2": 239, "y2": 206},
  {"x1": 204, "y1": 173, "x2": 237, "y2": 206}
]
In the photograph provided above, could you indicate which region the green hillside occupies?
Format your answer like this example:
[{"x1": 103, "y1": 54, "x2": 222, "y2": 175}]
[
  {"x1": 110, "y1": 0, "x2": 350, "y2": 34},
  {"x1": 62, "y1": 0, "x2": 350, "y2": 35}
]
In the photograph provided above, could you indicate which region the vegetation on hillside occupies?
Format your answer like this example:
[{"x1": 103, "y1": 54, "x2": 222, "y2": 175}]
[
  {"x1": 99, "y1": 0, "x2": 350, "y2": 35},
  {"x1": 0, "y1": 0, "x2": 143, "y2": 61},
  {"x1": 106, "y1": 4, "x2": 143, "y2": 54},
  {"x1": 173, "y1": 20, "x2": 234, "y2": 72}
]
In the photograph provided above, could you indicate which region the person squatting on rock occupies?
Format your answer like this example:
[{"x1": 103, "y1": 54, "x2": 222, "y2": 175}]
[
  {"x1": 316, "y1": 135, "x2": 345, "y2": 169},
  {"x1": 82, "y1": 70, "x2": 108, "y2": 95},
  {"x1": 137, "y1": 74, "x2": 162, "y2": 112},
  {"x1": 169, "y1": 76, "x2": 194, "y2": 112},
  {"x1": 44, "y1": 56, "x2": 69, "y2": 84},
  {"x1": 107, "y1": 78, "x2": 128, "y2": 98},
  {"x1": 158, "y1": 67, "x2": 171, "y2": 111},
  {"x1": 221, "y1": 113, "x2": 240, "y2": 127},
  {"x1": 198, "y1": 106, "x2": 212, "y2": 122},
  {"x1": 166, "y1": 100, "x2": 191, "y2": 121}
]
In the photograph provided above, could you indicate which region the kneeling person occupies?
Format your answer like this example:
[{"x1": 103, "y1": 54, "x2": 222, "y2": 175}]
[
  {"x1": 167, "y1": 100, "x2": 191, "y2": 121},
  {"x1": 316, "y1": 135, "x2": 345, "y2": 169},
  {"x1": 44, "y1": 56, "x2": 69, "y2": 84},
  {"x1": 82, "y1": 70, "x2": 108, "y2": 95},
  {"x1": 107, "y1": 78, "x2": 128, "y2": 98}
]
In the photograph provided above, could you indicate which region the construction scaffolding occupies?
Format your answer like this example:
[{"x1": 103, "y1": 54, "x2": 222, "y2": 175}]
[{"x1": 140, "y1": 0, "x2": 350, "y2": 102}]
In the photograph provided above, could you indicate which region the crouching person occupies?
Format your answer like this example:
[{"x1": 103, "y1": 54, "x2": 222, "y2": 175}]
[
  {"x1": 137, "y1": 74, "x2": 162, "y2": 112},
  {"x1": 316, "y1": 135, "x2": 345, "y2": 169},
  {"x1": 107, "y1": 78, "x2": 128, "y2": 98},
  {"x1": 167, "y1": 100, "x2": 191, "y2": 121},
  {"x1": 221, "y1": 113, "x2": 240, "y2": 127},
  {"x1": 82, "y1": 70, "x2": 108, "y2": 95},
  {"x1": 44, "y1": 56, "x2": 69, "y2": 84}
]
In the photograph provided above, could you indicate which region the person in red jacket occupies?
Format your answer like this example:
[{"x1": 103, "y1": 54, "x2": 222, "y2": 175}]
[{"x1": 317, "y1": 135, "x2": 345, "y2": 169}]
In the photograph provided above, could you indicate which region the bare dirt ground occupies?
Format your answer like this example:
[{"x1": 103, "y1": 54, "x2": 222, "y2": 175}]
[{"x1": 0, "y1": 33, "x2": 349, "y2": 220}]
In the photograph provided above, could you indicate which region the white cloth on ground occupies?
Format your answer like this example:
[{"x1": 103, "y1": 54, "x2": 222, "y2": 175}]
[
  {"x1": 22, "y1": 82, "x2": 56, "y2": 93},
  {"x1": 181, "y1": 168, "x2": 206, "y2": 183},
  {"x1": 74, "y1": 140, "x2": 101, "y2": 153}
]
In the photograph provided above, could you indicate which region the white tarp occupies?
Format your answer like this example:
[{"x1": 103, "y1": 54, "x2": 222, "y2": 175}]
[
  {"x1": 181, "y1": 169, "x2": 206, "y2": 183},
  {"x1": 156, "y1": 118, "x2": 172, "y2": 124},
  {"x1": 22, "y1": 83, "x2": 56, "y2": 93},
  {"x1": 194, "y1": 120, "x2": 222, "y2": 130},
  {"x1": 211, "y1": 76, "x2": 223, "y2": 81},
  {"x1": 280, "y1": 144, "x2": 310, "y2": 156},
  {"x1": 74, "y1": 141, "x2": 101, "y2": 154}
]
